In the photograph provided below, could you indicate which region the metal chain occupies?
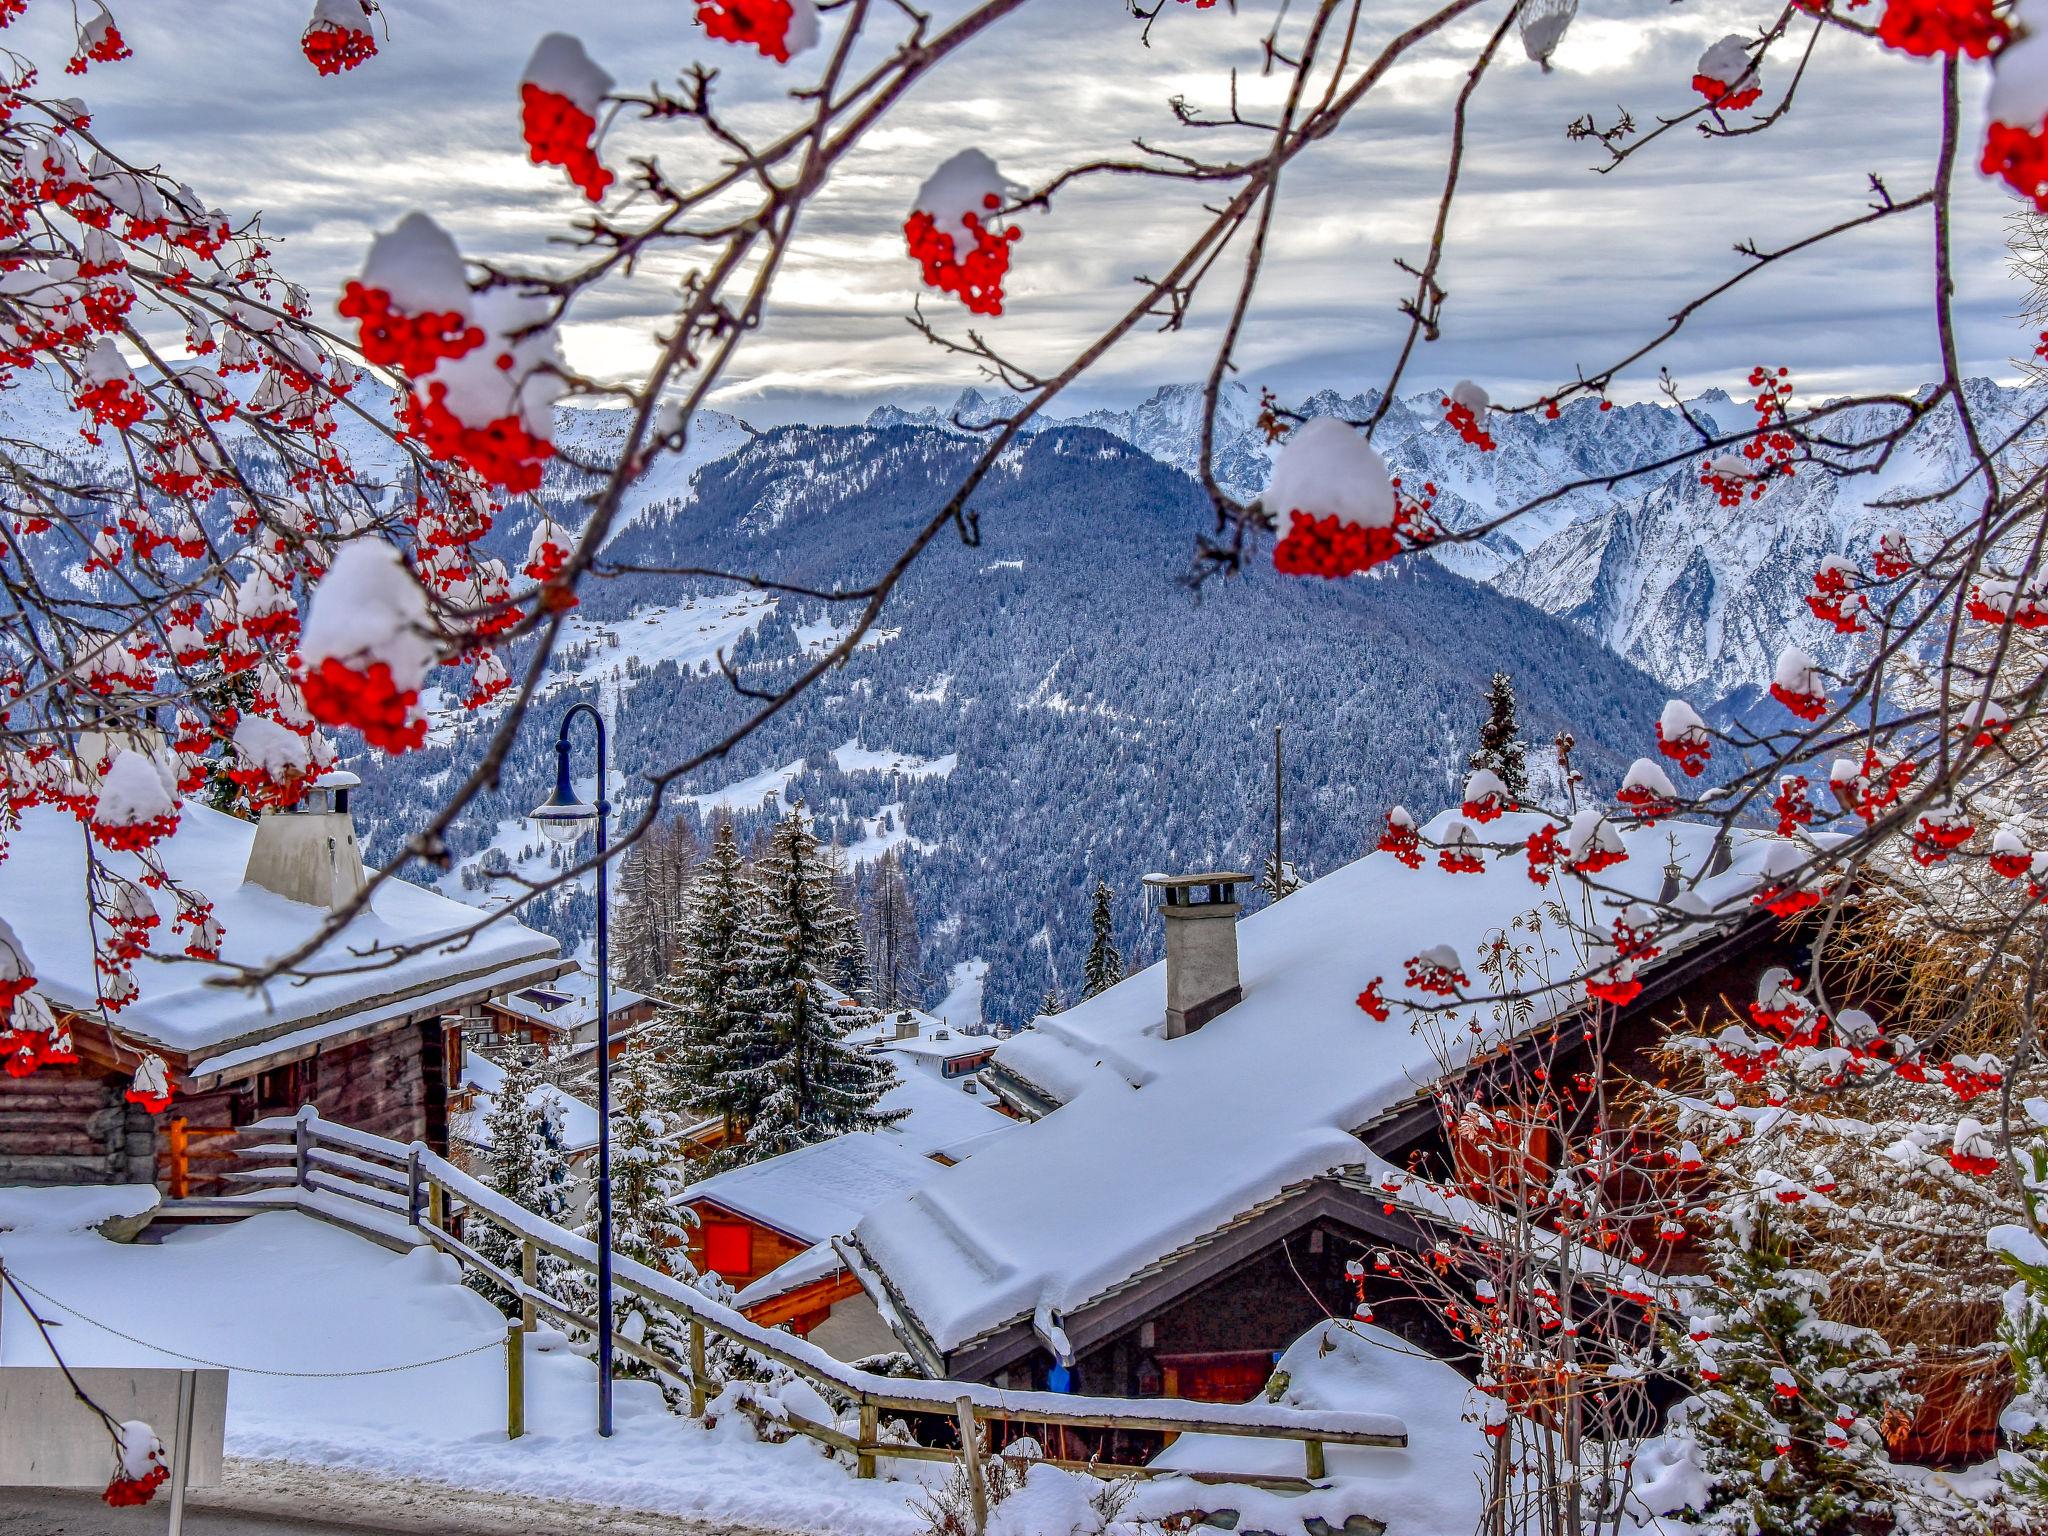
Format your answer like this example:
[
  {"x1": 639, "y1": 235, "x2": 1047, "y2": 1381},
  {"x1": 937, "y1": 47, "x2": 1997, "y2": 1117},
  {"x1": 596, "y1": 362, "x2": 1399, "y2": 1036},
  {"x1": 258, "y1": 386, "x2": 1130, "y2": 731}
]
[{"x1": 7, "y1": 1273, "x2": 503, "y2": 1377}]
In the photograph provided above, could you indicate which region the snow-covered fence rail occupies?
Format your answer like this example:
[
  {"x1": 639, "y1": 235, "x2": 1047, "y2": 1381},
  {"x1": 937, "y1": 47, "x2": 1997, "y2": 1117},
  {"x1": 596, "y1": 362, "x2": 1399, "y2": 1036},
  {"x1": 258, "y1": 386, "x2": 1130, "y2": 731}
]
[{"x1": 223, "y1": 1108, "x2": 1406, "y2": 1492}]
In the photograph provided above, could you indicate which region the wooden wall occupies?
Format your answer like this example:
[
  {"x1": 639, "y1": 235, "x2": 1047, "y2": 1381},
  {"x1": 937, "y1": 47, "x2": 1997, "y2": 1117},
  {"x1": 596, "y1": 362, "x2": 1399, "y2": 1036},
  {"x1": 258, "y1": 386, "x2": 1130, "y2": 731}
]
[
  {"x1": 0, "y1": 1018, "x2": 449, "y2": 1194},
  {"x1": 0, "y1": 1068, "x2": 156, "y2": 1186}
]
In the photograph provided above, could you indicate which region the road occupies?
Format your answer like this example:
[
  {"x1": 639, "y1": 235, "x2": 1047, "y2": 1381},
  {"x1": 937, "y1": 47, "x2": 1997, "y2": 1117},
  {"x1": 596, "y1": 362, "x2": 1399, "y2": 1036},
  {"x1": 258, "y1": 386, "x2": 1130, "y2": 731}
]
[{"x1": 0, "y1": 1459, "x2": 798, "y2": 1536}]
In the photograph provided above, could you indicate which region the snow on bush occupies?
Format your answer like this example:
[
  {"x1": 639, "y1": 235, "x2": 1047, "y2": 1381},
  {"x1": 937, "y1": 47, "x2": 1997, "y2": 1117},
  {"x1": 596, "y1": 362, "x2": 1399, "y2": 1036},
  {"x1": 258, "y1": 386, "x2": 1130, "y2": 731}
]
[
  {"x1": 1694, "y1": 34, "x2": 1763, "y2": 111},
  {"x1": 1655, "y1": 697, "x2": 1712, "y2": 776},
  {"x1": 338, "y1": 212, "x2": 482, "y2": 374},
  {"x1": 1769, "y1": 643, "x2": 1828, "y2": 721},
  {"x1": 102, "y1": 1419, "x2": 166, "y2": 1506},
  {"x1": 302, "y1": 0, "x2": 378, "y2": 74},
  {"x1": 521, "y1": 33, "x2": 614, "y2": 201},
  {"x1": 1267, "y1": 417, "x2": 1413, "y2": 579},
  {"x1": 89, "y1": 749, "x2": 179, "y2": 851},
  {"x1": 905, "y1": 148, "x2": 1024, "y2": 316},
  {"x1": 697, "y1": 0, "x2": 821, "y2": 64},
  {"x1": 399, "y1": 284, "x2": 564, "y2": 492},
  {"x1": 296, "y1": 542, "x2": 439, "y2": 754}
]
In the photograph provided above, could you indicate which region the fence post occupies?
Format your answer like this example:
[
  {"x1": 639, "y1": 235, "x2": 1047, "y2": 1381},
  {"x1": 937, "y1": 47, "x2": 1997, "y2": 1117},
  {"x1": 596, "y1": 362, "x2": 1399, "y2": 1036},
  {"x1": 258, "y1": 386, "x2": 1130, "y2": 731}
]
[
  {"x1": 505, "y1": 1320, "x2": 525, "y2": 1440},
  {"x1": 292, "y1": 1113, "x2": 310, "y2": 1190},
  {"x1": 427, "y1": 1178, "x2": 445, "y2": 1232},
  {"x1": 688, "y1": 1317, "x2": 708, "y2": 1419},
  {"x1": 856, "y1": 1398, "x2": 877, "y2": 1479},
  {"x1": 405, "y1": 1147, "x2": 422, "y2": 1227},
  {"x1": 167, "y1": 1117, "x2": 189, "y2": 1200},
  {"x1": 520, "y1": 1239, "x2": 538, "y2": 1332},
  {"x1": 1304, "y1": 1437, "x2": 1327, "y2": 1481},
  {"x1": 953, "y1": 1395, "x2": 987, "y2": 1536}
]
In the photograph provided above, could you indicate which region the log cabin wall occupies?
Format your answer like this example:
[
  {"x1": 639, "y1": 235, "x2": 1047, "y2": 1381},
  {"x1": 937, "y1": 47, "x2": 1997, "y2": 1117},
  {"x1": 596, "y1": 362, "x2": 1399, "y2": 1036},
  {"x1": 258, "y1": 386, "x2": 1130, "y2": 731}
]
[
  {"x1": 0, "y1": 1018, "x2": 447, "y2": 1194},
  {"x1": 0, "y1": 1067, "x2": 157, "y2": 1186}
]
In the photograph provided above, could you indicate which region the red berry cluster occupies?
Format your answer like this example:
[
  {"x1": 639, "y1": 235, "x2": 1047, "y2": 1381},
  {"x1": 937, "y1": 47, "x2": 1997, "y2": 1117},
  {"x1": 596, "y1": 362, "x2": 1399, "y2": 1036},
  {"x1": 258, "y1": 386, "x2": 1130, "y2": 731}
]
[
  {"x1": 1772, "y1": 775, "x2": 1814, "y2": 836},
  {"x1": 698, "y1": 0, "x2": 802, "y2": 62},
  {"x1": 1654, "y1": 719, "x2": 1711, "y2": 777},
  {"x1": 102, "y1": 1463, "x2": 168, "y2": 1508},
  {"x1": 905, "y1": 199, "x2": 1019, "y2": 317},
  {"x1": 1876, "y1": 0, "x2": 2008, "y2": 58},
  {"x1": 1984, "y1": 119, "x2": 2048, "y2": 209},
  {"x1": 66, "y1": 23, "x2": 129, "y2": 75},
  {"x1": 338, "y1": 280, "x2": 484, "y2": 374},
  {"x1": 1272, "y1": 510, "x2": 1402, "y2": 579},
  {"x1": 401, "y1": 383, "x2": 554, "y2": 494},
  {"x1": 1691, "y1": 72, "x2": 1761, "y2": 112},
  {"x1": 521, "y1": 83, "x2": 612, "y2": 202},
  {"x1": 303, "y1": 23, "x2": 377, "y2": 74},
  {"x1": 299, "y1": 656, "x2": 428, "y2": 754},
  {"x1": 1441, "y1": 397, "x2": 1495, "y2": 450},
  {"x1": 1768, "y1": 680, "x2": 1829, "y2": 721},
  {"x1": 74, "y1": 376, "x2": 147, "y2": 431}
]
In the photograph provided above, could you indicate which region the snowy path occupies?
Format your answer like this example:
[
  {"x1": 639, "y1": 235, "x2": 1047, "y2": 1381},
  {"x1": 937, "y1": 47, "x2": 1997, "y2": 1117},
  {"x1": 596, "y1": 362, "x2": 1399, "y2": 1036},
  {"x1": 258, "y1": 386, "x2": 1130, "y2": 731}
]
[
  {"x1": 0, "y1": 1460, "x2": 802, "y2": 1535},
  {"x1": 0, "y1": 1206, "x2": 924, "y2": 1536}
]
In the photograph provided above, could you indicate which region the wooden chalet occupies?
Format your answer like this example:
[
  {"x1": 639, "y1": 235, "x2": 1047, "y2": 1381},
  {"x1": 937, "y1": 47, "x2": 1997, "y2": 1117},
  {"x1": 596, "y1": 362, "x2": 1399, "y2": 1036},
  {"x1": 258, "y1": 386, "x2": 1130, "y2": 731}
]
[
  {"x1": 478, "y1": 962, "x2": 655, "y2": 1051},
  {"x1": 846, "y1": 813, "x2": 1812, "y2": 1406},
  {"x1": 0, "y1": 779, "x2": 564, "y2": 1196},
  {"x1": 678, "y1": 1067, "x2": 1018, "y2": 1362}
]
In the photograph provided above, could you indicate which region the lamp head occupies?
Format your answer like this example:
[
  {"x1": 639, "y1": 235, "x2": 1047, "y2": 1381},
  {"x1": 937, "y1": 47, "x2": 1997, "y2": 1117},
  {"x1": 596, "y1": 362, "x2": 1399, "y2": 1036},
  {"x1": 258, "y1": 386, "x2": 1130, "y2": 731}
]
[{"x1": 530, "y1": 741, "x2": 596, "y2": 844}]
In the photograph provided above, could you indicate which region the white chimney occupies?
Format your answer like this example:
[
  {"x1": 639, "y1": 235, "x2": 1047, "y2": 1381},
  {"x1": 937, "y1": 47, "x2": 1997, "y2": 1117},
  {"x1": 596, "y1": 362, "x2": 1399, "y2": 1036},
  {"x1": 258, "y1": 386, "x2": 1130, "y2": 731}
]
[
  {"x1": 243, "y1": 771, "x2": 367, "y2": 910},
  {"x1": 1143, "y1": 871, "x2": 1249, "y2": 1039}
]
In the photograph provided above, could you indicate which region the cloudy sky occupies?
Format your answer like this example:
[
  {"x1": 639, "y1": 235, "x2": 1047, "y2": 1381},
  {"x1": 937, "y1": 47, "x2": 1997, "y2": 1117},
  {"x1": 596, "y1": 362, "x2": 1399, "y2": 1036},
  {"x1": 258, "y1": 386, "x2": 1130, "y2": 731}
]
[{"x1": 17, "y1": 0, "x2": 2033, "y2": 423}]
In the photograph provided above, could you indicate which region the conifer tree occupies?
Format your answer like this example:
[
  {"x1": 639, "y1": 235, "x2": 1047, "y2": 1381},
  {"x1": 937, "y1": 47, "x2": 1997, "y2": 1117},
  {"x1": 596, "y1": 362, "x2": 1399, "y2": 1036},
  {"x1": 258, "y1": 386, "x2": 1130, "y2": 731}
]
[
  {"x1": 1467, "y1": 670, "x2": 1530, "y2": 804},
  {"x1": 1672, "y1": 1213, "x2": 1906, "y2": 1535},
  {"x1": 467, "y1": 1045, "x2": 575, "y2": 1313},
  {"x1": 1082, "y1": 880, "x2": 1125, "y2": 998},
  {"x1": 1036, "y1": 986, "x2": 1064, "y2": 1019},
  {"x1": 665, "y1": 820, "x2": 766, "y2": 1138},
  {"x1": 730, "y1": 805, "x2": 904, "y2": 1161},
  {"x1": 564, "y1": 1049, "x2": 700, "y2": 1399}
]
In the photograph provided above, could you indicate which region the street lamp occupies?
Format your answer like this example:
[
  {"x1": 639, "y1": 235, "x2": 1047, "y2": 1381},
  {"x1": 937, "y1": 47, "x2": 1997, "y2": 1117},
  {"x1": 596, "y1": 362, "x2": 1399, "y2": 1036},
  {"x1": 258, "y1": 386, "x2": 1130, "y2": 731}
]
[{"x1": 529, "y1": 701, "x2": 615, "y2": 1438}]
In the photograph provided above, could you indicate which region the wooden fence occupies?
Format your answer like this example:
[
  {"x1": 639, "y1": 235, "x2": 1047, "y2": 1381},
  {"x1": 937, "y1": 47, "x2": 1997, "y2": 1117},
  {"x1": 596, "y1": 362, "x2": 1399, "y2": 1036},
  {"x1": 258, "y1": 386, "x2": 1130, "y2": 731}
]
[{"x1": 211, "y1": 1108, "x2": 1406, "y2": 1501}]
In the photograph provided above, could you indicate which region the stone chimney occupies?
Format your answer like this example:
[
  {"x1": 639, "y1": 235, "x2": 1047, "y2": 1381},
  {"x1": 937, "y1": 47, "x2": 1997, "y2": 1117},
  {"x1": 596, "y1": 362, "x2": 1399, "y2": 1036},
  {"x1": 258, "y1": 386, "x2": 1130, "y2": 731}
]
[
  {"x1": 1143, "y1": 871, "x2": 1250, "y2": 1039},
  {"x1": 243, "y1": 771, "x2": 367, "y2": 910}
]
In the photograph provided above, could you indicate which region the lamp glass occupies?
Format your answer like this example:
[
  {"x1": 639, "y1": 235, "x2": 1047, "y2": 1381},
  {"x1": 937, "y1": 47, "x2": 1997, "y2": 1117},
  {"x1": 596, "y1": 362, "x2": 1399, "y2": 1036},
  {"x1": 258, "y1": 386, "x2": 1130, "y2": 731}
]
[{"x1": 536, "y1": 814, "x2": 588, "y2": 844}]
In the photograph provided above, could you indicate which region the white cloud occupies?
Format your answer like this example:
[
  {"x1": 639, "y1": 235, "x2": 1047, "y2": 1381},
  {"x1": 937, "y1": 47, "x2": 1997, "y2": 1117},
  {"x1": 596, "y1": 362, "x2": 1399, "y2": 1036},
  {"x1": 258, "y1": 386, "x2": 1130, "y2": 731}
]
[{"x1": 38, "y1": 0, "x2": 2032, "y2": 422}]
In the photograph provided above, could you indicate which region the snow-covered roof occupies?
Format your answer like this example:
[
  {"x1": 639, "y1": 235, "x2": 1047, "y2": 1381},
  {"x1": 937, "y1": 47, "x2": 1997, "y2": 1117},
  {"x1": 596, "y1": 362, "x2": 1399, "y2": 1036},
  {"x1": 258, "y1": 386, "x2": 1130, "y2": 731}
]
[
  {"x1": 683, "y1": 1132, "x2": 940, "y2": 1247},
  {"x1": 852, "y1": 811, "x2": 1792, "y2": 1359},
  {"x1": 881, "y1": 1067, "x2": 1018, "y2": 1164},
  {"x1": 454, "y1": 1051, "x2": 602, "y2": 1154},
  {"x1": 489, "y1": 961, "x2": 649, "y2": 1031},
  {"x1": 681, "y1": 1068, "x2": 1017, "y2": 1244},
  {"x1": 733, "y1": 1238, "x2": 847, "y2": 1310},
  {"x1": 0, "y1": 802, "x2": 560, "y2": 1061}
]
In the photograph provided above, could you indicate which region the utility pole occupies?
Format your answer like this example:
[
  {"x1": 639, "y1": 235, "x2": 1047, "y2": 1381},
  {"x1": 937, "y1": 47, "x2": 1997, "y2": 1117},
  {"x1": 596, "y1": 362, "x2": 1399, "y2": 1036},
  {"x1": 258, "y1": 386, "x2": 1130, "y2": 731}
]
[{"x1": 1272, "y1": 724, "x2": 1284, "y2": 890}]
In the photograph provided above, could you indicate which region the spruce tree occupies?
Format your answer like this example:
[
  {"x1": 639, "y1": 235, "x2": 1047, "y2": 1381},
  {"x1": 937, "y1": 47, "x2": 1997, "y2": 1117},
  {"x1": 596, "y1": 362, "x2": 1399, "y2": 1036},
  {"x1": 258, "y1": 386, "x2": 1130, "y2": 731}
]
[
  {"x1": 1082, "y1": 880, "x2": 1125, "y2": 999},
  {"x1": 1674, "y1": 1214, "x2": 1906, "y2": 1535},
  {"x1": 730, "y1": 805, "x2": 904, "y2": 1161},
  {"x1": 564, "y1": 1050, "x2": 700, "y2": 1399},
  {"x1": 1467, "y1": 670, "x2": 1530, "y2": 803},
  {"x1": 1036, "y1": 986, "x2": 1064, "y2": 1019},
  {"x1": 666, "y1": 820, "x2": 767, "y2": 1139},
  {"x1": 467, "y1": 1045, "x2": 574, "y2": 1313}
]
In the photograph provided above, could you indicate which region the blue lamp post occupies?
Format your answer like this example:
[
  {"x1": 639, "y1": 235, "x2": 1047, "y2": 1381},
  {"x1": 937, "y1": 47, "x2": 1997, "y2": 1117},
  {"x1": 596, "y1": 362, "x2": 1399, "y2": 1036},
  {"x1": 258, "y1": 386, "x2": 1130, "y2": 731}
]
[{"x1": 529, "y1": 701, "x2": 615, "y2": 1438}]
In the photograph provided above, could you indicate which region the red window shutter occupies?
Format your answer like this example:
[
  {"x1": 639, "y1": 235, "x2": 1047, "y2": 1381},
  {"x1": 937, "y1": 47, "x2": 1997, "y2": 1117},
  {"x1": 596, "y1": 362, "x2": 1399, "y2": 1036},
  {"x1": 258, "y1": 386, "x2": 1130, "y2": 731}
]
[{"x1": 703, "y1": 1222, "x2": 752, "y2": 1277}]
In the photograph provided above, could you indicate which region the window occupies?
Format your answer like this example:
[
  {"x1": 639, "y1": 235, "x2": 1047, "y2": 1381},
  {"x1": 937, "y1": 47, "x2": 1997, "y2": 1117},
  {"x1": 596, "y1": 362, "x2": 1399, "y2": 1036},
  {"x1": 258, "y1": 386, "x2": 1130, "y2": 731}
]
[{"x1": 702, "y1": 1222, "x2": 753, "y2": 1277}]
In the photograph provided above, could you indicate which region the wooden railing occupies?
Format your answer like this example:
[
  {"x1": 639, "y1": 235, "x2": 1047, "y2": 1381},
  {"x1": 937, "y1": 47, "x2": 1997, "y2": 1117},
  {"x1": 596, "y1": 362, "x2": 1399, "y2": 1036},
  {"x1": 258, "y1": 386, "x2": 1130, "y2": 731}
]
[
  {"x1": 216, "y1": 1108, "x2": 1405, "y2": 1504},
  {"x1": 164, "y1": 1117, "x2": 239, "y2": 1199}
]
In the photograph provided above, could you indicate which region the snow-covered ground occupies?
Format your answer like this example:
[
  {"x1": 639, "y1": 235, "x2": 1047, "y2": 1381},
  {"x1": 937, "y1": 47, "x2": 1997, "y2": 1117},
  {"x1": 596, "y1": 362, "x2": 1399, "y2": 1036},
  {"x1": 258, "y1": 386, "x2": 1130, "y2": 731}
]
[
  {"x1": 830, "y1": 740, "x2": 957, "y2": 781},
  {"x1": 932, "y1": 959, "x2": 988, "y2": 1034},
  {"x1": 683, "y1": 759, "x2": 808, "y2": 818},
  {"x1": 0, "y1": 1197, "x2": 924, "y2": 1534}
]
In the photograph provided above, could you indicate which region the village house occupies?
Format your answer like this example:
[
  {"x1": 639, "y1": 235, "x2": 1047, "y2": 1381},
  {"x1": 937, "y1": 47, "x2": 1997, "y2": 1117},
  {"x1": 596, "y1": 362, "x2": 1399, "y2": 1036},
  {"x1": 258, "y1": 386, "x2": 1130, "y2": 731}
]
[
  {"x1": 478, "y1": 961, "x2": 655, "y2": 1052},
  {"x1": 680, "y1": 1066, "x2": 1017, "y2": 1360},
  {"x1": 0, "y1": 776, "x2": 564, "y2": 1197},
  {"x1": 843, "y1": 811, "x2": 1812, "y2": 1404}
]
